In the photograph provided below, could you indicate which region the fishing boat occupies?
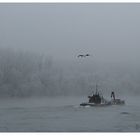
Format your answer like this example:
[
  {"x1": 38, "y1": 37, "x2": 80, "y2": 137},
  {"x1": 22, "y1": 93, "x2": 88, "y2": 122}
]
[{"x1": 80, "y1": 85, "x2": 125, "y2": 107}]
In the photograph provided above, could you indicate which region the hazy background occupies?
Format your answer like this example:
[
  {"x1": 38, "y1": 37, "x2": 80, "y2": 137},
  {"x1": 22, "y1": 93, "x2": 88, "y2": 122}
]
[{"x1": 0, "y1": 3, "x2": 140, "y2": 97}]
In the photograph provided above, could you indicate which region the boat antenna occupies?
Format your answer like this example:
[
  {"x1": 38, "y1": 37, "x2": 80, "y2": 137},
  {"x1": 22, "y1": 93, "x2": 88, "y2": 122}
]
[{"x1": 95, "y1": 84, "x2": 98, "y2": 95}]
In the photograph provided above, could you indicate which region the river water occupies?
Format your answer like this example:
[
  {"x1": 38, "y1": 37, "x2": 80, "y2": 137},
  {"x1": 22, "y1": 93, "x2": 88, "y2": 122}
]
[{"x1": 0, "y1": 96, "x2": 139, "y2": 132}]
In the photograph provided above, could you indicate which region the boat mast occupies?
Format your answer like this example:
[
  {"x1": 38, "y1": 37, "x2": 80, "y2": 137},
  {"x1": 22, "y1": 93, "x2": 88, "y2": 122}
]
[{"x1": 95, "y1": 84, "x2": 98, "y2": 95}]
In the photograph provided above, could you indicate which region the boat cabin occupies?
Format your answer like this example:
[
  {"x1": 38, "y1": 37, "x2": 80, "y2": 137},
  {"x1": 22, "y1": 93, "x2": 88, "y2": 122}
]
[{"x1": 88, "y1": 94, "x2": 101, "y2": 104}]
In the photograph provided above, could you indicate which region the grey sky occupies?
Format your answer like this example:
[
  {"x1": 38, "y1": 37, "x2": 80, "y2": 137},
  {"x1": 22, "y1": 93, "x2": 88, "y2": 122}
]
[{"x1": 0, "y1": 3, "x2": 140, "y2": 65}]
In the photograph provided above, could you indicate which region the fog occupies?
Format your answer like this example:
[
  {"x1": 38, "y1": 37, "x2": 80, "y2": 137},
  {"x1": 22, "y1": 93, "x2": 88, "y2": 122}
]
[
  {"x1": 1, "y1": 4, "x2": 140, "y2": 62},
  {"x1": 1, "y1": 3, "x2": 140, "y2": 132},
  {"x1": 0, "y1": 3, "x2": 140, "y2": 97}
]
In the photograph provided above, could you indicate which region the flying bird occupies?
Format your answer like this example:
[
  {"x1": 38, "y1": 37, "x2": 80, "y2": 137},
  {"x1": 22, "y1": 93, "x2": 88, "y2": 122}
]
[
  {"x1": 77, "y1": 54, "x2": 85, "y2": 58},
  {"x1": 77, "y1": 54, "x2": 91, "y2": 58}
]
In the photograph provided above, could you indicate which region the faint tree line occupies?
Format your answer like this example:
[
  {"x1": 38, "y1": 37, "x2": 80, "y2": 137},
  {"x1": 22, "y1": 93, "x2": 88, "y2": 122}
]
[
  {"x1": 0, "y1": 48, "x2": 139, "y2": 98},
  {"x1": 0, "y1": 48, "x2": 91, "y2": 97},
  {"x1": 0, "y1": 48, "x2": 56, "y2": 97}
]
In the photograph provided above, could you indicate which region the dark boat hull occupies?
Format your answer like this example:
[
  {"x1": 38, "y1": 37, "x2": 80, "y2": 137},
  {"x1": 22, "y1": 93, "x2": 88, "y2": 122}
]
[
  {"x1": 80, "y1": 102, "x2": 111, "y2": 107},
  {"x1": 80, "y1": 99, "x2": 125, "y2": 107}
]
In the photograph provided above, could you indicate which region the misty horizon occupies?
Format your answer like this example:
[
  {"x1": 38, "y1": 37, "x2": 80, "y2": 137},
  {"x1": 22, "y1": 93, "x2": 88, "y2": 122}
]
[
  {"x1": 0, "y1": 3, "x2": 140, "y2": 132},
  {"x1": 0, "y1": 3, "x2": 140, "y2": 97}
]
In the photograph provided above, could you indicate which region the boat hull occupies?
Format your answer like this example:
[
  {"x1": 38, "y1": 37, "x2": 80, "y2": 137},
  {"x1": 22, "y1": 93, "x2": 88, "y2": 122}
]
[
  {"x1": 80, "y1": 99, "x2": 125, "y2": 107},
  {"x1": 111, "y1": 99, "x2": 125, "y2": 105},
  {"x1": 80, "y1": 102, "x2": 111, "y2": 107}
]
